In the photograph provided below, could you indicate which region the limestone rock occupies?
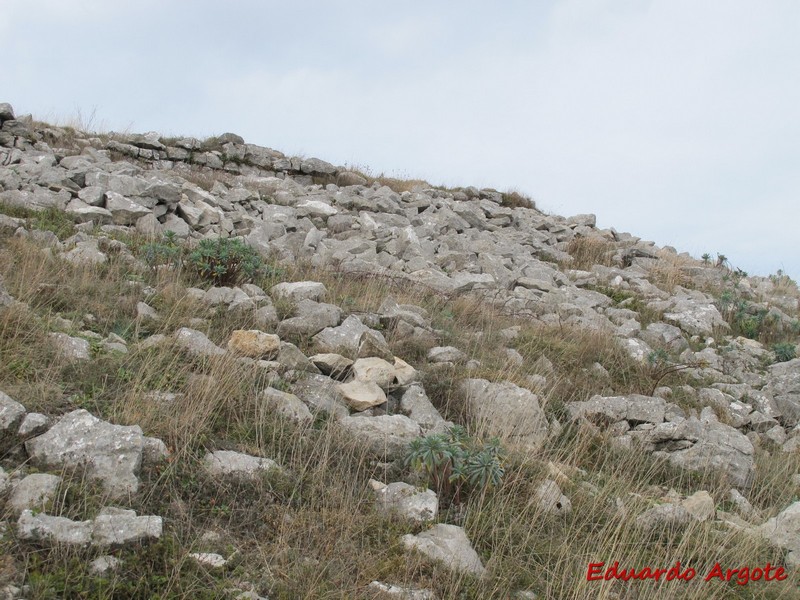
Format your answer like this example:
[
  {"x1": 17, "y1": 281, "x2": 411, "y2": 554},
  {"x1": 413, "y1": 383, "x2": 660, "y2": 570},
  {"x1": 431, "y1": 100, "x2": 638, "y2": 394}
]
[
  {"x1": 764, "y1": 358, "x2": 800, "y2": 426},
  {"x1": 270, "y1": 281, "x2": 327, "y2": 302},
  {"x1": 292, "y1": 374, "x2": 349, "y2": 418},
  {"x1": 427, "y1": 346, "x2": 466, "y2": 364},
  {"x1": 338, "y1": 415, "x2": 421, "y2": 459},
  {"x1": 173, "y1": 327, "x2": 226, "y2": 357},
  {"x1": 681, "y1": 490, "x2": 715, "y2": 521},
  {"x1": 567, "y1": 394, "x2": 666, "y2": 426},
  {"x1": 91, "y1": 507, "x2": 163, "y2": 547},
  {"x1": 9, "y1": 473, "x2": 61, "y2": 514},
  {"x1": 635, "y1": 503, "x2": 692, "y2": 532},
  {"x1": 637, "y1": 412, "x2": 755, "y2": 488},
  {"x1": 309, "y1": 353, "x2": 353, "y2": 379},
  {"x1": 25, "y1": 409, "x2": 144, "y2": 498},
  {"x1": 352, "y1": 357, "x2": 397, "y2": 389},
  {"x1": 262, "y1": 387, "x2": 313, "y2": 424},
  {"x1": 49, "y1": 332, "x2": 91, "y2": 362},
  {"x1": 338, "y1": 380, "x2": 387, "y2": 411},
  {"x1": 17, "y1": 510, "x2": 92, "y2": 546},
  {"x1": 0, "y1": 390, "x2": 26, "y2": 437},
  {"x1": 400, "y1": 385, "x2": 449, "y2": 433},
  {"x1": 227, "y1": 329, "x2": 280, "y2": 359},
  {"x1": 534, "y1": 479, "x2": 572, "y2": 516},
  {"x1": 370, "y1": 480, "x2": 438, "y2": 523},
  {"x1": 312, "y1": 315, "x2": 375, "y2": 355},
  {"x1": 366, "y1": 581, "x2": 437, "y2": 600},
  {"x1": 203, "y1": 450, "x2": 281, "y2": 481},
  {"x1": 757, "y1": 501, "x2": 800, "y2": 553},
  {"x1": 277, "y1": 299, "x2": 341, "y2": 338},
  {"x1": 460, "y1": 379, "x2": 548, "y2": 448},
  {"x1": 402, "y1": 524, "x2": 486, "y2": 577}
]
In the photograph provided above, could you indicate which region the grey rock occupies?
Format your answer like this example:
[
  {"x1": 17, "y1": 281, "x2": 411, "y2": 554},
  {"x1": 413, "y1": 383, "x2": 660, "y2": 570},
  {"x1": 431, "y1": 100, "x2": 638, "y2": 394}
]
[
  {"x1": 274, "y1": 341, "x2": 320, "y2": 374},
  {"x1": 262, "y1": 387, "x2": 313, "y2": 424},
  {"x1": 270, "y1": 281, "x2": 327, "y2": 302},
  {"x1": 91, "y1": 507, "x2": 163, "y2": 547},
  {"x1": 427, "y1": 346, "x2": 466, "y2": 364},
  {"x1": 89, "y1": 555, "x2": 121, "y2": 575},
  {"x1": 203, "y1": 450, "x2": 281, "y2": 481},
  {"x1": 370, "y1": 479, "x2": 438, "y2": 523},
  {"x1": 188, "y1": 552, "x2": 228, "y2": 568},
  {"x1": 173, "y1": 327, "x2": 226, "y2": 357},
  {"x1": 142, "y1": 436, "x2": 169, "y2": 464},
  {"x1": 757, "y1": 501, "x2": 800, "y2": 553},
  {"x1": 460, "y1": 379, "x2": 548, "y2": 448},
  {"x1": 308, "y1": 353, "x2": 353, "y2": 379},
  {"x1": 402, "y1": 524, "x2": 486, "y2": 577},
  {"x1": 567, "y1": 394, "x2": 666, "y2": 425},
  {"x1": 338, "y1": 414, "x2": 421, "y2": 459},
  {"x1": 663, "y1": 298, "x2": 727, "y2": 337},
  {"x1": 9, "y1": 473, "x2": 61, "y2": 514},
  {"x1": 0, "y1": 103, "x2": 14, "y2": 121},
  {"x1": 104, "y1": 192, "x2": 150, "y2": 225},
  {"x1": 313, "y1": 315, "x2": 375, "y2": 355},
  {"x1": 635, "y1": 503, "x2": 691, "y2": 532},
  {"x1": 292, "y1": 374, "x2": 349, "y2": 418},
  {"x1": 25, "y1": 409, "x2": 144, "y2": 498},
  {"x1": 764, "y1": 358, "x2": 800, "y2": 427},
  {"x1": 366, "y1": 581, "x2": 437, "y2": 600},
  {"x1": 400, "y1": 385, "x2": 450, "y2": 433},
  {"x1": 534, "y1": 479, "x2": 572, "y2": 516},
  {"x1": 62, "y1": 241, "x2": 107, "y2": 265},
  {"x1": 637, "y1": 412, "x2": 755, "y2": 488},
  {"x1": 277, "y1": 299, "x2": 341, "y2": 338},
  {"x1": 0, "y1": 390, "x2": 26, "y2": 436},
  {"x1": 639, "y1": 322, "x2": 688, "y2": 353},
  {"x1": 17, "y1": 510, "x2": 92, "y2": 546}
]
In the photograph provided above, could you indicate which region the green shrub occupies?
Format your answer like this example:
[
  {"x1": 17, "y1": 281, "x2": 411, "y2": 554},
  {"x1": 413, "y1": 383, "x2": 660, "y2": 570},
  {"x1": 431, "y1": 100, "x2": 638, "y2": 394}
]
[
  {"x1": 187, "y1": 237, "x2": 262, "y2": 285},
  {"x1": 773, "y1": 342, "x2": 796, "y2": 363},
  {"x1": 139, "y1": 230, "x2": 182, "y2": 268},
  {"x1": 405, "y1": 425, "x2": 505, "y2": 506}
]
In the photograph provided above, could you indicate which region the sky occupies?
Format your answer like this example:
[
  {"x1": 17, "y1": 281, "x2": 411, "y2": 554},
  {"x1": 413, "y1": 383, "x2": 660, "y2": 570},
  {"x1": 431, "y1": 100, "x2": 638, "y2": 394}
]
[{"x1": 2, "y1": 0, "x2": 798, "y2": 279}]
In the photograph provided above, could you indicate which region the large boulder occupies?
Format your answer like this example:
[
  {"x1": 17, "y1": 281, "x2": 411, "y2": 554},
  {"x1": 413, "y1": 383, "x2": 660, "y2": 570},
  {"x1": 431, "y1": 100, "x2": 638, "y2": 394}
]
[
  {"x1": 757, "y1": 501, "x2": 800, "y2": 555},
  {"x1": 277, "y1": 299, "x2": 341, "y2": 338},
  {"x1": 338, "y1": 415, "x2": 421, "y2": 459},
  {"x1": 567, "y1": 394, "x2": 667, "y2": 426},
  {"x1": 633, "y1": 409, "x2": 755, "y2": 488},
  {"x1": 25, "y1": 409, "x2": 144, "y2": 498},
  {"x1": 460, "y1": 379, "x2": 548, "y2": 448},
  {"x1": 763, "y1": 358, "x2": 800, "y2": 426}
]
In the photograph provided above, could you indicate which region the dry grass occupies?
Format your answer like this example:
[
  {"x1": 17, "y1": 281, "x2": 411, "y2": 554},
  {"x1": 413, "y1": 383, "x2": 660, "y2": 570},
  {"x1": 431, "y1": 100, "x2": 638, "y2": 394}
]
[
  {"x1": 564, "y1": 236, "x2": 617, "y2": 271},
  {"x1": 650, "y1": 250, "x2": 695, "y2": 293}
]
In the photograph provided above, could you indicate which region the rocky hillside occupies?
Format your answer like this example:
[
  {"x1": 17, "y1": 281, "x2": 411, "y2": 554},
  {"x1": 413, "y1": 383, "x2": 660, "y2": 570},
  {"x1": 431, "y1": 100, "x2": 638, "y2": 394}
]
[{"x1": 1, "y1": 102, "x2": 799, "y2": 599}]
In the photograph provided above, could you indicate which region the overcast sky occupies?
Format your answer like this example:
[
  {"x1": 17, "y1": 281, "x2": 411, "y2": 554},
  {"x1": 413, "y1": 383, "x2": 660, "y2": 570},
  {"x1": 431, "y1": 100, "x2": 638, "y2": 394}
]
[{"x1": 3, "y1": 1, "x2": 798, "y2": 279}]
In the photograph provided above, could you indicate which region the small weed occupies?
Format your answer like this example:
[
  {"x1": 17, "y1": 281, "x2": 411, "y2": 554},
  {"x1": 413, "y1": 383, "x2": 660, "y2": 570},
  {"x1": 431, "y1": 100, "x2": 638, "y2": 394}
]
[{"x1": 772, "y1": 342, "x2": 796, "y2": 363}]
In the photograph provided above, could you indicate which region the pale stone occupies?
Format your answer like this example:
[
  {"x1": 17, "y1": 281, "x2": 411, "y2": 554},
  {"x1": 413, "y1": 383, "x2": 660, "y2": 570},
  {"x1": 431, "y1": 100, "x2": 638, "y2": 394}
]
[{"x1": 227, "y1": 329, "x2": 280, "y2": 359}]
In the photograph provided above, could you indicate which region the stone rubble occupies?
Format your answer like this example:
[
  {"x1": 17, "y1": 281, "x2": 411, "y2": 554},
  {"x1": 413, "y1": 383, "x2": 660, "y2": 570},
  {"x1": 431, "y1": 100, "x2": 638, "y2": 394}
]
[{"x1": 2, "y1": 102, "x2": 800, "y2": 593}]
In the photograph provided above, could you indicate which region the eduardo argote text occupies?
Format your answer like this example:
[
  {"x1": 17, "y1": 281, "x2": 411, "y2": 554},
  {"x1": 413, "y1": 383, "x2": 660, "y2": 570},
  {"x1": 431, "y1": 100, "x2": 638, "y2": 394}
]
[{"x1": 587, "y1": 561, "x2": 788, "y2": 586}]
